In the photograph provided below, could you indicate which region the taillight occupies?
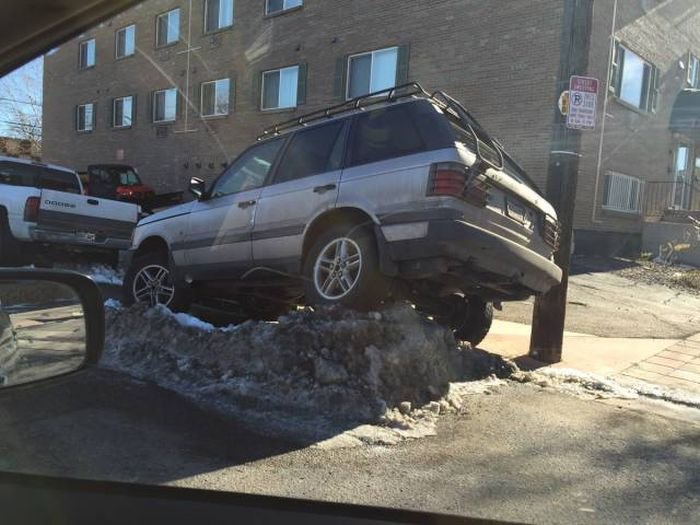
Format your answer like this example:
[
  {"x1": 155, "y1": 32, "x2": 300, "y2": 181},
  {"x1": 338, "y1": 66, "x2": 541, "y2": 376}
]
[
  {"x1": 427, "y1": 163, "x2": 469, "y2": 197},
  {"x1": 24, "y1": 196, "x2": 40, "y2": 222},
  {"x1": 427, "y1": 162, "x2": 490, "y2": 207}
]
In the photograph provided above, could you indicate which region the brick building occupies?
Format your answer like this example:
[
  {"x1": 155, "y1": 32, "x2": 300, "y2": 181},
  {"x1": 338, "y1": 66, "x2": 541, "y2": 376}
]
[{"x1": 41, "y1": 0, "x2": 700, "y2": 253}]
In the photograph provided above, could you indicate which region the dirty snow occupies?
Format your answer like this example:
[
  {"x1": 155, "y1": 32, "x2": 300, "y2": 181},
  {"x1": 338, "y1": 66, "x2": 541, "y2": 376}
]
[
  {"x1": 101, "y1": 302, "x2": 700, "y2": 447},
  {"x1": 55, "y1": 263, "x2": 125, "y2": 286},
  {"x1": 102, "y1": 302, "x2": 513, "y2": 445},
  {"x1": 104, "y1": 298, "x2": 122, "y2": 310}
]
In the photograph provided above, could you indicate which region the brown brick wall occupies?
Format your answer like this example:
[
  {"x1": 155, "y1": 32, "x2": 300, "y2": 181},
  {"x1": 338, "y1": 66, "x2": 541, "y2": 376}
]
[{"x1": 42, "y1": 0, "x2": 563, "y2": 194}]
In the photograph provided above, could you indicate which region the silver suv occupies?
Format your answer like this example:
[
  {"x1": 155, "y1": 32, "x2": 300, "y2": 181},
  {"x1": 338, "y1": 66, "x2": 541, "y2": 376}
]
[{"x1": 124, "y1": 84, "x2": 562, "y2": 345}]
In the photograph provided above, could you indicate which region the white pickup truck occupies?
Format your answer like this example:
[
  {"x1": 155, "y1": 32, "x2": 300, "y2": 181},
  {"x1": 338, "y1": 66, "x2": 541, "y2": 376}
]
[{"x1": 0, "y1": 156, "x2": 139, "y2": 266}]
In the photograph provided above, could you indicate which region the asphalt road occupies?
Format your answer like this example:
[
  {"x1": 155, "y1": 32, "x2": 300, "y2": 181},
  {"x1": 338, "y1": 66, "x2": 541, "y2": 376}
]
[{"x1": 1, "y1": 368, "x2": 697, "y2": 524}]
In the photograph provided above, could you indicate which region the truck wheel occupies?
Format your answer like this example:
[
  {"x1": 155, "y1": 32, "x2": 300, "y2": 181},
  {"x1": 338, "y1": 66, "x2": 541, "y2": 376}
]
[
  {"x1": 303, "y1": 222, "x2": 388, "y2": 310},
  {"x1": 0, "y1": 209, "x2": 21, "y2": 267},
  {"x1": 124, "y1": 252, "x2": 191, "y2": 311},
  {"x1": 437, "y1": 296, "x2": 493, "y2": 347}
]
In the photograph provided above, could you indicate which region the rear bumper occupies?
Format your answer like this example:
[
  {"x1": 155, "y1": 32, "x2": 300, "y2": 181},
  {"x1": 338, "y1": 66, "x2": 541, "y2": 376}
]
[
  {"x1": 30, "y1": 228, "x2": 130, "y2": 251},
  {"x1": 384, "y1": 219, "x2": 563, "y2": 295}
]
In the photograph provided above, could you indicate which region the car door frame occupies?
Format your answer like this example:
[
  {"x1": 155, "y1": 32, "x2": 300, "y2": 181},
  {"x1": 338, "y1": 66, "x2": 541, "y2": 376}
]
[
  {"x1": 181, "y1": 136, "x2": 289, "y2": 282},
  {"x1": 250, "y1": 119, "x2": 351, "y2": 275}
]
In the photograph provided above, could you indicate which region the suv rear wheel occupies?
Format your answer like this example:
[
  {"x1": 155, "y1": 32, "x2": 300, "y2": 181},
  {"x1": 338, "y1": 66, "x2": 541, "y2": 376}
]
[
  {"x1": 303, "y1": 222, "x2": 388, "y2": 310},
  {"x1": 124, "y1": 252, "x2": 191, "y2": 311},
  {"x1": 436, "y1": 295, "x2": 493, "y2": 347}
]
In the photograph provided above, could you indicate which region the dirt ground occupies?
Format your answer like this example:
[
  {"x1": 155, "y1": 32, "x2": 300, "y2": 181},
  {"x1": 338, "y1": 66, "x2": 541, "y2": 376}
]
[{"x1": 496, "y1": 257, "x2": 700, "y2": 339}]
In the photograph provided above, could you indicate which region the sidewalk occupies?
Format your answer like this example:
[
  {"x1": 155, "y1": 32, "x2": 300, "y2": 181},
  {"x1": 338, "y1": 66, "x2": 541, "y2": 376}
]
[{"x1": 481, "y1": 320, "x2": 700, "y2": 394}]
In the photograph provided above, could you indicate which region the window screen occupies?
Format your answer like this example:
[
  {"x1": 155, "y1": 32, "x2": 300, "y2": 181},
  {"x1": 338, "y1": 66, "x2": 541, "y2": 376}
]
[
  {"x1": 276, "y1": 121, "x2": 344, "y2": 183},
  {"x1": 349, "y1": 105, "x2": 425, "y2": 166}
]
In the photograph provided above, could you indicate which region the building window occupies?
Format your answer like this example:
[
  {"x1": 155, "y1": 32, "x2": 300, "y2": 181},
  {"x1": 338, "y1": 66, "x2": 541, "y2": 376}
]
[
  {"x1": 346, "y1": 47, "x2": 399, "y2": 100},
  {"x1": 112, "y1": 96, "x2": 134, "y2": 128},
  {"x1": 201, "y1": 79, "x2": 230, "y2": 117},
  {"x1": 156, "y1": 8, "x2": 180, "y2": 47},
  {"x1": 266, "y1": 0, "x2": 302, "y2": 15},
  {"x1": 116, "y1": 24, "x2": 136, "y2": 58},
  {"x1": 603, "y1": 172, "x2": 643, "y2": 214},
  {"x1": 76, "y1": 104, "x2": 94, "y2": 132},
  {"x1": 609, "y1": 42, "x2": 659, "y2": 112},
  {"x1": 672, "y1": 144, "x2": 691, "y2": 210},
  {"x1": 153, "y1": 88, "x2": 177, "y2": 122},
  {"x1": 79, "y1": 39, "x2": 95, "y2": 69},
  {"x1": 205, "y1": 0, "x2": 234, "y2": 33},
  {"x1": 688, "y1": 53, "x2": 699, "y2": 88},
  {"x1": 261, "y1": 66, "x2": 299, "y2": 110}
]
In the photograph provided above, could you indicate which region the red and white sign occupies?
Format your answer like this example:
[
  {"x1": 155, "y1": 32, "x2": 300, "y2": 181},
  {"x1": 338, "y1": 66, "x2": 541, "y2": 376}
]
[{"x1": 567, "y1": 75, "x2": 599, "y2": 130}]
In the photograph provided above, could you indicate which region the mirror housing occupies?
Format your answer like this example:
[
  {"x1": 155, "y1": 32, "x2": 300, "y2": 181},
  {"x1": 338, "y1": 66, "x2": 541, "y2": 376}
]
[
  {"x1": 189, "y1": 177, "x2": 207, "y2": 200},
  {"x1": 0, "y1": 269, "x2": 104, "y2": 389}
]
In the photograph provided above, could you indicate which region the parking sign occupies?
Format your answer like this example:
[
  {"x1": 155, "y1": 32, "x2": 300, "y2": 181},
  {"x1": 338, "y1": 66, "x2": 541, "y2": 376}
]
[{"x1": 567, "y1": 76, "x2": 598, "y2": 130}]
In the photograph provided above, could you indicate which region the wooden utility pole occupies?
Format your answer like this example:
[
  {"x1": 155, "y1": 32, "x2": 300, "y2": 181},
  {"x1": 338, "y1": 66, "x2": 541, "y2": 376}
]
[{"x1": 529, "y1": 0, "x2": 595, "y2": 363}]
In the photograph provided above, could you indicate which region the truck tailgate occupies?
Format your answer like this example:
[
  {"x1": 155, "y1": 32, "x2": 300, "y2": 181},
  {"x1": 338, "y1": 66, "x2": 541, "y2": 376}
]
[{"x1": 36, "y1": 190, "x2": 138, "y2": 248}]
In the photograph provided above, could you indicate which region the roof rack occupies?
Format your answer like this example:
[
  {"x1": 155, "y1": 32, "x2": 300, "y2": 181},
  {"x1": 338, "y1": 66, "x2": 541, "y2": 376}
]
[
  {"x1": 257, "y1": 82, "x2": 508, "y2": 172},
  {"x1": 257, "y1": 83, "x2": 430, "y2": 141}
]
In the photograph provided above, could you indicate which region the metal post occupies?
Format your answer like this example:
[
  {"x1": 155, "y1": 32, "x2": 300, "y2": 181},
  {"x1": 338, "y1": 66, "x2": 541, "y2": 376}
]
[{"x1": 529, "y1": 0, "x2": 595, "y2": 363}]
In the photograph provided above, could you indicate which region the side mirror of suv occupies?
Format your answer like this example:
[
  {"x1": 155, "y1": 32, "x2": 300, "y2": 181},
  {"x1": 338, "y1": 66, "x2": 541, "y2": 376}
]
[{"x1": 189, "y1": 177, "x2": 206, "y2": 200}]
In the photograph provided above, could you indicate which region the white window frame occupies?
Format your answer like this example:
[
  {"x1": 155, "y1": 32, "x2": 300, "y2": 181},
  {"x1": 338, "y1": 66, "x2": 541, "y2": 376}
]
[
  {"x1": 611, "y1": 41, "x2": 659, "y2": 113},
  {"x1": 346, "y1": 46, "x2": 399, "y2": 100},
  {"x1": 261, "y1": 65, "x2": 299, "y2": 111},
  {"x1": 79, "y1": 39, "x2": 95, "y2": 69},
  {"x1": 688, "y1": 53, "x2": 700, "y2": 88},
  {"x1": 603, "y1": 172, "x2": 643, "y2": 214},
  {"x1": 115, "y1": 24, "x2": 136, "y2": 58},
  {"x1": 112, "y1": 96, "x2": 134, "y2": 128},
  {"x1": 200, "y1": 78, "x2": 230, "y2": 117},
  {"x1": 204, "y1": 0, "x2": 234, "y2": 33},
  {"x1": 76, "y1": 104, "x2": 94, "y2": 132},
  {"x1": 156, "y1": 8, "x2": 180, "y2": 47},
  {"x1": 265, "y1": 0, "x2": 303, "y2": 15},
  {"x1": 153, "y1": 88, "x2": 178, "y2": 123}
]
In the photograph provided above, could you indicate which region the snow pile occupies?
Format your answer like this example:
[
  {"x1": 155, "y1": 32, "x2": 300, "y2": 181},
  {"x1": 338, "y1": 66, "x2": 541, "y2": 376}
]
[
  {"x1": 102, "y1": 302, "x2": 514, "y2": 444},
  {"x1": 57, "y1": 264, "x2": 125, "y2": 285}
]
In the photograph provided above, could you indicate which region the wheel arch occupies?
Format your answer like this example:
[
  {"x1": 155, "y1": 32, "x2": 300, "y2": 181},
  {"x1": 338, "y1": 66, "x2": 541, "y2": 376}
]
[{"x1": 134, "y1": 235, "x2": 170, "y2": 258}]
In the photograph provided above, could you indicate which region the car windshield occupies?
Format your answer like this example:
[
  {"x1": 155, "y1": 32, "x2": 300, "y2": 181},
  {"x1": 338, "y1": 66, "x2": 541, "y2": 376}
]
[{"x1": 2, "y1": 2, "x2": 700, "y2": 524}]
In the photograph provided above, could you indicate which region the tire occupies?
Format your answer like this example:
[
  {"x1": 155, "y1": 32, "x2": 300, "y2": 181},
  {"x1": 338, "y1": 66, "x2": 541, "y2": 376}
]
[
  {"x1": 436, "y1": 296, "x2": 493, "y2": 347},
  {"x1": 303, "y1": 222, "x2": 388, "y2": 310},
  {"x1": 123, "y1": 251, "x2": 191, "y2": 311},
  {"x1": 0, "y1": 209, "x2": 22, "y2": 267}
]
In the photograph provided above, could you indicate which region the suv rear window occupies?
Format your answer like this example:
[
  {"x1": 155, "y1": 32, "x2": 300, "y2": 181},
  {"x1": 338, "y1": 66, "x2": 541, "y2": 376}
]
[
  {"x1": 349, "y1": 104, "x2": 426, "y2": 167},
  {"x1": 0, "y1": 162, "x2": 80, "y2": 194}
]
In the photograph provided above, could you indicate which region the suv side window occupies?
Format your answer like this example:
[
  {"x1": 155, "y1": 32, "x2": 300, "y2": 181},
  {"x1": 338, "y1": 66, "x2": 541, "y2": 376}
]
[
  {"x1": 38, "y1": 169, "x2": 81, "y2": 194},
  {"x1": 210, "y1": 138, "x2": 284, "y2": 198},
  {"x1": 275, "y1": 121, "x2": 345, "y2": 184},
  {"x1": 349, "y1": 104, "x2": 426, "y2": 167}
]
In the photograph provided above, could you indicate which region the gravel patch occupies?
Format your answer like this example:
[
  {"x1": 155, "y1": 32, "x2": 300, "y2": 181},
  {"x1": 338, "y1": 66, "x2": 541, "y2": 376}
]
[{"x1": 613, "y1": 259, "x2": 700, "y2": 295}]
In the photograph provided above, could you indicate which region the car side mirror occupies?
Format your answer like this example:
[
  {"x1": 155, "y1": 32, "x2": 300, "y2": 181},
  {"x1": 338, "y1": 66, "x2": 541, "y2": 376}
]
[
  {"x1": 189, "y1": 177, "x2": 207, "y2": 200},
  {"x1": 0, "y1": 269, "x2": 103, "y2": 389}
]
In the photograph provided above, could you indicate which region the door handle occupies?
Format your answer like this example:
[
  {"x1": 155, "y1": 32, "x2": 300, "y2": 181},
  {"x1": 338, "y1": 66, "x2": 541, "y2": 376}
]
[
  {"x1": 313, "y1": 184, "x2": 337, "y2": 194},
  {"x1": 237, "y1": 200, "x2": 256, "y2": 209},
  {"x1": 87, "y1": 199, "x2": 99, "y2": 205}
]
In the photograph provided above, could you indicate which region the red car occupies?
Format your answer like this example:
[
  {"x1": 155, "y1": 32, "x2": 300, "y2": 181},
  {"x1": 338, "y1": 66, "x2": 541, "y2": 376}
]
[{"x1": 84, "y1": 164, "x2": 155, "y2": 206}]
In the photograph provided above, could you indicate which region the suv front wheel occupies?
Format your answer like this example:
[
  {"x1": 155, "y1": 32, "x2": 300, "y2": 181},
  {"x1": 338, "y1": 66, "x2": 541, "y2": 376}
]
[
  {"x1": 303, "y1": 223, "x2": 388, "y2": 310},
  {"x1": 124, "y1": 252, "x2": 191, "y2": 311}
]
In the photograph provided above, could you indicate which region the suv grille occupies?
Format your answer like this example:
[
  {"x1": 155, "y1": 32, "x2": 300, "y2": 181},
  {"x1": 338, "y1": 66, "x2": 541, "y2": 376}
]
[{"x1": 543, "y1": 215, "x2": 560, "y2": 251}]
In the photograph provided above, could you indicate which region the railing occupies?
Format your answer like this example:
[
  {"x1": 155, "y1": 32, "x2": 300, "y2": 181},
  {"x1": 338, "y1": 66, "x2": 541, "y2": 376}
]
[{"x1": 643, "y1": 180, "x2": 699, "y2": 221}]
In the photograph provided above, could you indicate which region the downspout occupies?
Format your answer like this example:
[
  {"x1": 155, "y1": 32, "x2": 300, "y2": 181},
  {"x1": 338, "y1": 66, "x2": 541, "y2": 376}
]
[{"x1": 591, "y1": 0, "x2": 617, "y2": 224}]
